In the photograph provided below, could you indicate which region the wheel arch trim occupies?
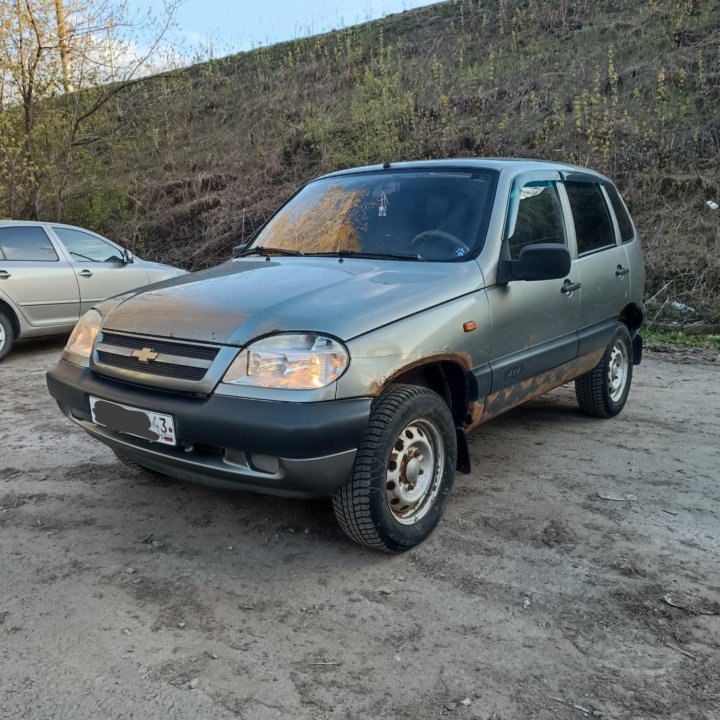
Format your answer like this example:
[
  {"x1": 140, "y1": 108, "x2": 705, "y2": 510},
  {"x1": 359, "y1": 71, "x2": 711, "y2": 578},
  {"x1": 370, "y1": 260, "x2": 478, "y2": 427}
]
[{"x1": 378, "y1": 355, "x2": 472, "y2": 425}]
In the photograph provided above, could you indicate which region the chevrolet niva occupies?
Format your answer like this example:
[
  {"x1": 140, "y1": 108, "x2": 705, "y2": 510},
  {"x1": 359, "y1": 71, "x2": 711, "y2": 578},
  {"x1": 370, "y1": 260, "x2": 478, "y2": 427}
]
[{"x1": 47, "y1": 159, "x2": 644, "y2": 552}]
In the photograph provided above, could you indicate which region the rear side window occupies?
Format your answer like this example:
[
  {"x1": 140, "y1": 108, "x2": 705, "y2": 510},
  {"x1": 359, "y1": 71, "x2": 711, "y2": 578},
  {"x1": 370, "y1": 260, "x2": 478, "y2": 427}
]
[
  {"x1": 0, "y1": 226, "x2": 59, "y2": 261},
  {"x1": 565, "y1": 183, "x2": 616, "y2": 255},
  {"x1": 604, "y1": 183, "x2": 635, "y2": 243},
  {"x1": 508, "y1": 183, "x2": 566, "y2": 260}
]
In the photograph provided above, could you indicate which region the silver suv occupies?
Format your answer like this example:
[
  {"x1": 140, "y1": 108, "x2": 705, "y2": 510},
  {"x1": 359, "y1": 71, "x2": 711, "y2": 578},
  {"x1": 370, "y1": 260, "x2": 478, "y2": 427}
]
[
  {"x1": 0, "y1": 221, "x2": 186, "y2": 360},
  {"x1": 46, "y1": 159, "x2": 645, "y2": 552}
]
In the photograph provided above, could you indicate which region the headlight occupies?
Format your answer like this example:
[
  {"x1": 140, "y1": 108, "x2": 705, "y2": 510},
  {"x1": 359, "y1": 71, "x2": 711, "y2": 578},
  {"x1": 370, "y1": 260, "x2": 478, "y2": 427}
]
[
  {"x1": 62, "y1": 309, "x2": 101, "y2": 366},
  {"x1": 222, "y1": 334, "x2": 349, "y2": 389}
]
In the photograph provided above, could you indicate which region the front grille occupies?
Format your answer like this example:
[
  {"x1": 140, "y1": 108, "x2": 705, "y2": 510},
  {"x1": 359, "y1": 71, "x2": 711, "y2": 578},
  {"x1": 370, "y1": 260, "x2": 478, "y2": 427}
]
[
  {"x1": 100, "y1": 332, "x2": 219, "y2": 361},
  {"x1": 94, "y1": 331, "x2": 220, "y2": 383},
  {"x1": 97, "y1": 351, "x2": 207, "y2": 381}
]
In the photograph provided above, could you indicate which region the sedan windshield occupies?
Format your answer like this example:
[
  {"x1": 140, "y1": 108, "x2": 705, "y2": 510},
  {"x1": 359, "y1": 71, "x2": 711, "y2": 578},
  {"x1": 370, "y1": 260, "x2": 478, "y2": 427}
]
[{"x1": 246, "y1": 170, "x2": 498, "y2": 262}]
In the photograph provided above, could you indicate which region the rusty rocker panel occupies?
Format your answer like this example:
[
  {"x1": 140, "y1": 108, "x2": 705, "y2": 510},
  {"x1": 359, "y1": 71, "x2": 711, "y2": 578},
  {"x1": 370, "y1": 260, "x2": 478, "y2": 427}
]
[{"x1": 469, "y1": 348, "x2": 605, "y2": 428}]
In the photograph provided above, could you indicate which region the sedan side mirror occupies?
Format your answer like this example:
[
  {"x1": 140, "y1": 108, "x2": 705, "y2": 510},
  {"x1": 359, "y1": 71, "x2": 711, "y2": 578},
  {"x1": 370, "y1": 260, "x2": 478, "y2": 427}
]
[
  {"x1": 497, "y1": 244, "x2": 571, "y2": 284},
  {"x1": 123, "y1": 249, "x2": 134, "y2": 263}
]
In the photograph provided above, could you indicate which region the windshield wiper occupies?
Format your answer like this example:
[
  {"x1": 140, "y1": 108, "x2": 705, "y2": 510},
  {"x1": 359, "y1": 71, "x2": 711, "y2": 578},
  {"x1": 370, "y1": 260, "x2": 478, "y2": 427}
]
[
  {"x1": 238, "y1": 246, "x2": 304, "y2": 257},
  {"x1": 307, "y1": 250, "x2": 424, "y2": 262}
]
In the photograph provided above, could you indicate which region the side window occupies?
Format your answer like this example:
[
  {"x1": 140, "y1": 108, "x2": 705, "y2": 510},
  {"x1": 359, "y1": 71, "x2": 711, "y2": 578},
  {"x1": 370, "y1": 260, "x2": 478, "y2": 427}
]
[
  {"x1": 508, "y1": 182, "x2": 566, "y2": 260},
  {"x1": 565, "y1": 183, "x2": 616, "y2": 254},
  {"x1": 604, "y1": 183, "x2": 635, "y2": 243},
  {"x1": 53, "y1": 227, "x2": 124, "y2": 263},
  {"x1": 0, "y1": 226, "x2": 59, "y2": 261}
]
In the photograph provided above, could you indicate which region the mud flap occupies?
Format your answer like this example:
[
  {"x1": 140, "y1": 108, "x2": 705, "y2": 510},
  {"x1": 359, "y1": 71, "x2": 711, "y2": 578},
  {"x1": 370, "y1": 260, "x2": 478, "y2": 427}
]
[
  {"x1": 456, "y1": 427, "x2": 471, "y2": 474},
  {"x1": 632, "y1": 333, "x2": 643, "y2": 365}
]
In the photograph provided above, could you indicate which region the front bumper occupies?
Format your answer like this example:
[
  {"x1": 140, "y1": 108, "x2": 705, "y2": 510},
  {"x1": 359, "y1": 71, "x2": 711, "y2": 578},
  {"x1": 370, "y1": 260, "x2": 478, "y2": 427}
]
[{"x1": 46, "y1": 360, "x2": 371, "y2": 498}]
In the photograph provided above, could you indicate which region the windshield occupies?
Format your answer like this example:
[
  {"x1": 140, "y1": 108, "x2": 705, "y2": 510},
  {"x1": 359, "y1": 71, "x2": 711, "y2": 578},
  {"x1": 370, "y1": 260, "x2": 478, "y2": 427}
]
[{"x1": 246, "y1": 170, "x2": 498, "y2": 262}]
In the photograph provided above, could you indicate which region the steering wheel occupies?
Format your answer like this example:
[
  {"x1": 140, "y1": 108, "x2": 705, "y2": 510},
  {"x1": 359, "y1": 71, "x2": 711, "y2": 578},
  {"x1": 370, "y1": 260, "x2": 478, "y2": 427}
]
[{"x1": 409, "y1": 229, "x2": 470, "y2": 258}]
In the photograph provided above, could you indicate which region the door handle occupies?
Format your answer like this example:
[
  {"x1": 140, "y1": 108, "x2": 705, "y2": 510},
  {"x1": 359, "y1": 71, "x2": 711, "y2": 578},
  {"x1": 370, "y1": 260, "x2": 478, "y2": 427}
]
[
  {"x1": 78, "y1": 269, "x2": 93, "y2": 278},
  {"x1": 561, "y1": 279, "x2": 582, "y2": 294},
  {"x1": 615, "y1": 265, "x2": 630, "y2": 277},
  {"x1": 0, "y1": 270, "x2": 10, "y2": 280}
]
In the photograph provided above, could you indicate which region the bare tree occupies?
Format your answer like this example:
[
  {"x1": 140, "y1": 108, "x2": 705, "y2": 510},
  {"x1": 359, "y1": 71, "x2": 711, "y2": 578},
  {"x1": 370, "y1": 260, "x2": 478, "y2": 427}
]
[
  {"x1": 0, "y1": 0, "x2": 178, "y2": 218},
  {"x1": 54, "y1": 0, "x2": 73, "y2": 92}
]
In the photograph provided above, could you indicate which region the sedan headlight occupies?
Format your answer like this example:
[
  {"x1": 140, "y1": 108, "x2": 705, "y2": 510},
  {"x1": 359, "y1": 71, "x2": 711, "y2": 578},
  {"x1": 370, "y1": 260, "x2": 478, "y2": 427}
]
[
  {"x1": 222, "y1": 334, "x2": 349, "y2": 389},
  {"x1": 62, "y1": 309, "x2": 101, "y2": 366}
]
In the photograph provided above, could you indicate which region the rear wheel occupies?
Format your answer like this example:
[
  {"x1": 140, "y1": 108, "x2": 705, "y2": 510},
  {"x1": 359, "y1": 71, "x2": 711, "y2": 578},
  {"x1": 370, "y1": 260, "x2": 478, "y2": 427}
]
[
  {"x1": 332, "y1": 384, "x2": 457, "y2": 553},
  {"x1": 0, "y1": 311, "x2": 15, "y2": 362},
  {"x1": 575, "y1": 323, "x2": 633, "y2": 418}
]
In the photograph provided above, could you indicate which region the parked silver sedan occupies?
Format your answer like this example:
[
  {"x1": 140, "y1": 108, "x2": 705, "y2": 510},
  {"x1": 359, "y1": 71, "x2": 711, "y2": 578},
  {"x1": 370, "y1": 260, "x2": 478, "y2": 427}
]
[{"x1": 0, "y1": 221, "x2": 186, "y2": 360}]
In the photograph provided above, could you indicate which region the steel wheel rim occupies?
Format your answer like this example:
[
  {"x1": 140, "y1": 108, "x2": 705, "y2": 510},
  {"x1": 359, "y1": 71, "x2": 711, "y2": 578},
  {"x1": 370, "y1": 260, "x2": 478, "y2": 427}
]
[
  {"x1": 608, "y1": 340, "x2": 629, "y2": 402},
  {"x1": 0, "y1": 323, "x2": 5, "y2": 348},
  {"x1": 385, "y1": 418, "x2": 444, "y2": 525}
]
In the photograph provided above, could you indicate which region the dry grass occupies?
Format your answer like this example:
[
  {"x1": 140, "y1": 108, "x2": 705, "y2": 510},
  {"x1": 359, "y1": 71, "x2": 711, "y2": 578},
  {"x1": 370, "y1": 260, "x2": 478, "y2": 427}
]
[{"x1": 5, "y1": 0, "x2": 720, "y2": 317}]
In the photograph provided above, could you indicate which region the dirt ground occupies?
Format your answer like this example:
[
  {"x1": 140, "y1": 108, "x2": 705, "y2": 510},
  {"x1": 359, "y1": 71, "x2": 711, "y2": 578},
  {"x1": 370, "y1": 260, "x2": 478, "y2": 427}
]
[{"x1": 1, "y1": 339, "x2": 719, "y2": 720}]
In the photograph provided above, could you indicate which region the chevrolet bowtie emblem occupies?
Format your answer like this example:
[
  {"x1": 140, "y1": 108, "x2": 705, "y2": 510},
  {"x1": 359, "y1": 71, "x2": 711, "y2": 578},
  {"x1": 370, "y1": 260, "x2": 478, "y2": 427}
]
[{"x1": 131, "y1": 347, "x2": 159, "y2": 363}]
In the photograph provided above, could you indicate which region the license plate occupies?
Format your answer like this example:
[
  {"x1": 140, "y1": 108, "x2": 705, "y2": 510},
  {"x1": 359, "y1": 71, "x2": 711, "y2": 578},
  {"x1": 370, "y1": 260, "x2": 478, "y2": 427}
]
[{"x1": 89, "y1": 397, "x2": 176, "y2": 446}]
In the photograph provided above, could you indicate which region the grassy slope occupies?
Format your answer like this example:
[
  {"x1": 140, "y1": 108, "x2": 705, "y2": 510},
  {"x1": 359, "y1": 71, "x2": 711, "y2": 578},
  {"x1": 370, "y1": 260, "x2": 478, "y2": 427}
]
[{"x1": 63, "y1": 0, "x2": 720, "y2": 317}]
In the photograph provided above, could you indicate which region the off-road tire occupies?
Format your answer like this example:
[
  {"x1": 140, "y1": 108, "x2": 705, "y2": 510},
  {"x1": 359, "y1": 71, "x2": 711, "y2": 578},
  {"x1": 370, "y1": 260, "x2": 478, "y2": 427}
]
[
  {"x1": 0, "y1": 311, "x2": 16, "y2": 362},
  {"x1": 576, "y1": 323, "x2": 633, "y2": 418},
  {"x1": 332, "y1": 383, "x2": 457, "y2": 553}
]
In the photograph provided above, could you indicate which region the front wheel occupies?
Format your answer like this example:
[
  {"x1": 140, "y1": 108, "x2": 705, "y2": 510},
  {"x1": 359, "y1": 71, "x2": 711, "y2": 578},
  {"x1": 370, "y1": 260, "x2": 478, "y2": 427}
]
[
  {"x1": 575, "y1": 323, "x2": 634, "y2": 418},
  {"x1": 332, "y1": 384, "x2": 457, "y2": 553}
]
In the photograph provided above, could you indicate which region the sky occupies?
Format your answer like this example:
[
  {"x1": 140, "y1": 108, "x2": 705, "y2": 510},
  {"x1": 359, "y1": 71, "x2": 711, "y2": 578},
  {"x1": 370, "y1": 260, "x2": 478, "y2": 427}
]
[{"x1": 128, "y1": 0, "x2": 440, "y2": 61}]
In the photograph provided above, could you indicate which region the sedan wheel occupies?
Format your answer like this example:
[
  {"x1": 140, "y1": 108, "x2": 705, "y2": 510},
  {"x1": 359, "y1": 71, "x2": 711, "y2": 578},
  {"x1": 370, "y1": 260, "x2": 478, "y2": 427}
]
[{"x1": 0, "y1": 312, "x2": 15, "y2": 362}]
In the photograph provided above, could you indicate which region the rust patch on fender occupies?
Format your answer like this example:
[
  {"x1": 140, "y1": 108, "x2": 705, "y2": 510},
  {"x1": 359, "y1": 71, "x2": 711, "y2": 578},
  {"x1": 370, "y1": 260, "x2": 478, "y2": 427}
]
[{"x1": 466, "y1": 349, "x2": 604, "y2": 429}]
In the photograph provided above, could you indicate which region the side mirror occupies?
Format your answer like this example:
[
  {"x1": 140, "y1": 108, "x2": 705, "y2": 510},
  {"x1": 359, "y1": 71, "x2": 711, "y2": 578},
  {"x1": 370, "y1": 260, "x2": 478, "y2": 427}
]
[
  {"x1": 123, "y1": 249, "x2": 134, "y2": 264},
  {"x1": 497, "y1": 244, "x2": 571, "y2": 284},
  {"x1": 232, "y1": 243, "x2": 248, "y2": 259}
]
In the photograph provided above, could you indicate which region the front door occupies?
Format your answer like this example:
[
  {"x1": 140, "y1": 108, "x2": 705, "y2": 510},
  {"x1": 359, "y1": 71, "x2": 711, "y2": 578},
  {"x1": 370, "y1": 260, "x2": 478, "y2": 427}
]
[
  {"x1": 50, "y1": 226, "x2": 150, "y2": 313},
  {"x1": 0, "y1": 225, "x2": 80, "y2": 327},
  {"x1": 485, "y1": 178, "x2": 580, "y2": 394}
]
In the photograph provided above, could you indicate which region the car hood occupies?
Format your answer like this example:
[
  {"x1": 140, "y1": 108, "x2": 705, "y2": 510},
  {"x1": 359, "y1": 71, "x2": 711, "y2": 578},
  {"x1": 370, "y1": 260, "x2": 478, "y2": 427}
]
[
  {"x1": 101, "y1": 257, "x2": 484, "y2": 346},
  {"x1": 139, "y1": 259, "x2": 188, "y2": 283}
]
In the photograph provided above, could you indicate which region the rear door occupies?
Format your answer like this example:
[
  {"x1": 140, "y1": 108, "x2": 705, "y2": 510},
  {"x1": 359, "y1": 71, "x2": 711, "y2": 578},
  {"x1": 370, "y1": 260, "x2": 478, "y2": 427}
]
[
  {"x1": 604, "y1": 181, "x2": 643, "y2": 301},
  {"x1": 0, "y1": 225, "x2": 80, "y2": 327},
  {"x1": 486, "y1": 172, "x2": 580, "y2": 393},
  {"x1": 560, "y1": 180, "x2": 630, "y2": 355},
  {"x1": 50, "y1": 226, "x2": 150, "y2": 313}
]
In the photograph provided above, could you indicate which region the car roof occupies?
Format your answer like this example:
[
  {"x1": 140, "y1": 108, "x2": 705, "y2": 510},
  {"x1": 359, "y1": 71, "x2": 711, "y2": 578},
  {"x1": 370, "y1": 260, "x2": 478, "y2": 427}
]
[
  {"x1": 0, "y1": 219, "x2": 103, "y2": 233},
  {"x1": 0, "y1": 220, "x2": 50, "y2": 226},
  {"x1": 317, "y1": 158, "x2": 612, "y2": 183}
]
